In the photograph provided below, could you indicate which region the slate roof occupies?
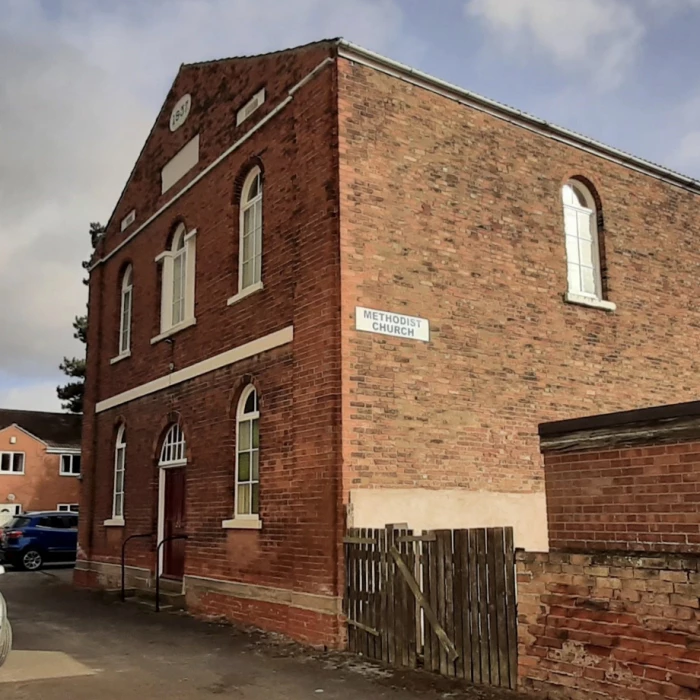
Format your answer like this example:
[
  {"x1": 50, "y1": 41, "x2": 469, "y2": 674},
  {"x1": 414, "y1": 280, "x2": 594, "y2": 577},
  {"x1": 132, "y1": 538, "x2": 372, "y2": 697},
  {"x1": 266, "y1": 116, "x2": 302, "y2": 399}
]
[{"x1": 0, "y1": 409, "x2": 82, "y2": 449}]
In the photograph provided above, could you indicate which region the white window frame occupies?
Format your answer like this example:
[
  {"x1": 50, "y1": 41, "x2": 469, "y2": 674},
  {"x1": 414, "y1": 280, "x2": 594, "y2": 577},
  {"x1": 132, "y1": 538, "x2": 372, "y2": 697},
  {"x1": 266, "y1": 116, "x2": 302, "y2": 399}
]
[
  {"x1": 159, "y1": 424, "x2": 187, "y2": 467},
  {"x1": 0, "y1": 504, "x2": 22, "y2": 516},
  {"x1": 57, "y1": 504, "x2": 79, "y2": 513},
  {"x1": 0, "y1": 452, "x2": 25, "y2": 475},
  {"x1": 562, "y1": 181, "x2": 616, "y2": 311},
  {"x1": 112, "y1": 425, "x2": 126, "y2": 521},
  {"x1": 238, "y1": 168, "x2": 263, "y2": 295},
  {"x1": 223, "y1": 386, "x2": 261, "y2": 529},
  {"x1": 59, "y1": 454, "x2": 81, "y2": 476},
  {"x1": 118, "y1": 265, "x2": 133, "y2": 357},
  {"x1": 152, "y1": 224, "x2": 197, "y2": 343}
]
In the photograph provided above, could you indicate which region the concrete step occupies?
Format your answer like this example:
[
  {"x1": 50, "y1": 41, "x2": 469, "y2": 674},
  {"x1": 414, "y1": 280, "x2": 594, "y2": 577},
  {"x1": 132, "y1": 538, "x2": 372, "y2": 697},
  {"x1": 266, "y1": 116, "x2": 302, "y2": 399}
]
[
  {"x1": 131, "y1": 588, "x2": 186, "y2": 610},
  {"x1": 102, "y1": 588, "x2": 136, "y2": 601},
  {"x1": 135, "y1": 599, "x2": 174, "y2": 613},
  {"x1": 156, "y1": 577, "x2": 184, "y2": 595}
]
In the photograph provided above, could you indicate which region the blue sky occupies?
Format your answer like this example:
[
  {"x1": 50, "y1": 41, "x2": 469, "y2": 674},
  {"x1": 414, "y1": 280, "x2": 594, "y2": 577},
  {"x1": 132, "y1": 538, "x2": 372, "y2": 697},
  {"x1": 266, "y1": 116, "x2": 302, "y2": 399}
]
[{"x1": 1, "y1": 0, "x2": 699, "y2": 411}]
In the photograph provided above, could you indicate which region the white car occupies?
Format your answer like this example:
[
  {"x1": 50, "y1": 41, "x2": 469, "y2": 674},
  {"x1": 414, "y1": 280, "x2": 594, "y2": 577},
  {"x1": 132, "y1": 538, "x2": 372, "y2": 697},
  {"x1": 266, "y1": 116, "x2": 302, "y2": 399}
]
[{"x1": 0, "y1": 565, "x2": 10, "y2": 668}]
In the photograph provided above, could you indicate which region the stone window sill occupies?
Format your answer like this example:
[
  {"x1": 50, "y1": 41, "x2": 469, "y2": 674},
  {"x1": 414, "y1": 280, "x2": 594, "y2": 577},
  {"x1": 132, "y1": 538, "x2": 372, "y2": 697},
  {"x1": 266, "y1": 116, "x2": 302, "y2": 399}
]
[
  {"x1": 110, "y1": 351, "x2": 131, "y2": 365},
  {"x1": 565, "y1": 292, "x2": 616, "y2": 312},
  {"x1": 150, "y1": 317, "x2": 197, "y2": 345},
  {"x1": 221, "y1": 518, "x2": 262, "y2": 530},
  {"x1": 103, "y1": 517, "x2": 125, "y2": 527},
  {"x1": 227, "y1": 281, "x2": 263, "y2": 307}
]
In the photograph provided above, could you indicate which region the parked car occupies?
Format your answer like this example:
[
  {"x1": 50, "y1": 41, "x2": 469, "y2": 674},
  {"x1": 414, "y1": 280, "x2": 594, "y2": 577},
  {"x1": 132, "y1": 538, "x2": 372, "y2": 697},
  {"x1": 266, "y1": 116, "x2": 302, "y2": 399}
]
[
  {"x1": 0, "y1": 512, "x2": 78, "y2": 571},
  {"x1": 0, "y1": 565, "x2": 10, "y2": 668}
]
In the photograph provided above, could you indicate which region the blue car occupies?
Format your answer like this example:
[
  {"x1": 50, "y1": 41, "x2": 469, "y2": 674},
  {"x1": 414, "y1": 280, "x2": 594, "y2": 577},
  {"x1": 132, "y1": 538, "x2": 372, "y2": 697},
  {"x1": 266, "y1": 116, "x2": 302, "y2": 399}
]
[{"x1": 0, "y1": 511, "x2": 78, "y2": 571}]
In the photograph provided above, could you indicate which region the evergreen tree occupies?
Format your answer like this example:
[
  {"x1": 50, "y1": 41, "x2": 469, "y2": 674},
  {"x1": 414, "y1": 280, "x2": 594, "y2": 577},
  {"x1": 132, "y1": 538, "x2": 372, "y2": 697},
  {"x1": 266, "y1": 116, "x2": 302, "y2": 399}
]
[{"x1": 57, "y1": 223, "x2": 104, "y2": 413}]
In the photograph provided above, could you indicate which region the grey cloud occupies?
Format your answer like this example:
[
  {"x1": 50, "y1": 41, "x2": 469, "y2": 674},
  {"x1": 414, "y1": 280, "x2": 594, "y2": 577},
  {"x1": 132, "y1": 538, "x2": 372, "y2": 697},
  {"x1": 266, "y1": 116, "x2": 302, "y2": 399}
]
[{"x1": 0, "y1": 0, "x2": 416, "y2": 400}]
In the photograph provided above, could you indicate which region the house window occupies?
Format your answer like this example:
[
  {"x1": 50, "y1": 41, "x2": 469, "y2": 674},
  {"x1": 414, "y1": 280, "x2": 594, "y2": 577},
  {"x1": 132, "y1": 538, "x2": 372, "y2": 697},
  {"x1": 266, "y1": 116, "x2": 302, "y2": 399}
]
[
  {"x1": 0, "y1": 452, "x2": 25, "y2": 474},
  {"x1": 562, "y1": 181, "x2": 604, "y2": 300},
  {"x1": 113, "y1": 425, "x2": 126, "y2": 520},
  {"x1": 119, "y1": 265, "x2": 133, "y2": 356},
  {"x1": 60, "y1": 454, "x2": 81, "y2": 476},
  {"x1": 57, "y1": 504, "x2": 79, "y2": 513},
  {"x1": 235, "y1": 386, "x2": 259, "y2": 517},
  {"x1": 160, "y1": 424, "x2": 186, "y2": 466},
  {"x1": 154, "y1": 223, "x2": 197, "y2": 340},
  {"x1": 239, "y1": 168, "x2": 263, "y2": 293}
]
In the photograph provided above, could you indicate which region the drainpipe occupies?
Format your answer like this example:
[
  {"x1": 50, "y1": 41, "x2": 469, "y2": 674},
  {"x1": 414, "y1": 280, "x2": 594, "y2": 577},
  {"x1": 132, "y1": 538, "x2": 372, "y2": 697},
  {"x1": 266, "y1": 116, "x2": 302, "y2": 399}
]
[{"x1": 85, "y1": 260, "x2": 104, "y2": 569}]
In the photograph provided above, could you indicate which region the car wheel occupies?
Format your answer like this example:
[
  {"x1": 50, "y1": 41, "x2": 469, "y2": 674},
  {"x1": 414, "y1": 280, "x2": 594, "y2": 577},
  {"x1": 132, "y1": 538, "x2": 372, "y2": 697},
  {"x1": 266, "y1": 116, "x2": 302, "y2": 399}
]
[{"x1": 20, "y1": 549, "x2": 43, "y2": 571}]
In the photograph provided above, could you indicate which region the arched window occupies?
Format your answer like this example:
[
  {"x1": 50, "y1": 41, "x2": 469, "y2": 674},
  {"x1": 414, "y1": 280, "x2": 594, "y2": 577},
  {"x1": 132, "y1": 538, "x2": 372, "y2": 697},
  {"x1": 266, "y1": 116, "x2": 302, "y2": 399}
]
[
  {"x1": 160, "y1": 424, "x2": 186, "y2": 466},
  {"x1": 235, "y1": 386, "x2": 259, "y2": 517},
  {"x1": 112, "y1": 425, "x2": 126, "y2": 520},
  {"x1": 119, "y1": 266, "x2": 133, "y2": 356},
  {"x1": 562, "y1": 181, "x2": 603, "y2": 300},
  {"x1": 171, "y1": 227, "x2": 186, "y2": 327},
  {"x1": 154, "y1": 222, "x2": 197, "y2": 339},
  {"x1": 239, "y1": 168, "x2": 263, "y2": 293}
]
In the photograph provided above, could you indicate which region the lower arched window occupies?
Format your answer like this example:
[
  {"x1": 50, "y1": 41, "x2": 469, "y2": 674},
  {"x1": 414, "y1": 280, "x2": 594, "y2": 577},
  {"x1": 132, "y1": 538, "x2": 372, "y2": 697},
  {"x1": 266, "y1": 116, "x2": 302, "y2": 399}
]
[
  {"x1": 113, "y1": 425, "x2": 126, "y2": 520},
  {"x1": 235, "y1": 386, "x2": 259, "y2": 517}
]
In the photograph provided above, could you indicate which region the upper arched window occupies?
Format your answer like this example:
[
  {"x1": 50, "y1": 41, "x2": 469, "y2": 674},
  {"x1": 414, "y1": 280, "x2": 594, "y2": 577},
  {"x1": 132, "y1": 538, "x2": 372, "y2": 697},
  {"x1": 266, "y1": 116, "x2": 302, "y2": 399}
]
[
  {"x1": 112, "y1": 425, "x2": 126, "y2": 520},
  {"x1": 239, "y1": 168, "x2": 263, "y2": 293},
  {"x1": 235, "y1": 386, "x2": 259, "y2": 518},
  {"x1": 159, "y1": 424, "x2": 186, "y2": 466},
  {"x1": 171, "y1": 226, "x2": 187, "y2": 327},
  {"x1": 562, "y1": 181, "x2": 604, "y2": 301},
  {"x1": 154, "y1": 222, "x2": 197, "y2": 339},
  {"x1": 119, "y1": 265, "x2": 133, "y2": 356}
]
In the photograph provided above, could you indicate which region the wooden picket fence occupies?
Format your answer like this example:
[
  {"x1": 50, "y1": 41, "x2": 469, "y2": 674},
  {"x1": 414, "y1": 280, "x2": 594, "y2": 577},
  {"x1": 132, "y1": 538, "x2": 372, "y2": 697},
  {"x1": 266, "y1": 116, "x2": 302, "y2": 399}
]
[{"x1": 343, "y1": 526, "x2": 518, "y2": 690}]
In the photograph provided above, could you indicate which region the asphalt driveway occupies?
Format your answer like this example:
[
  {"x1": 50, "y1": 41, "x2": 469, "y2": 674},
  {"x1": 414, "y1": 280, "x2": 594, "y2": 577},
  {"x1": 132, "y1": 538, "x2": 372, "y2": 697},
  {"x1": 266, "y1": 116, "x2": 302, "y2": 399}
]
[{"x1": 0, "y1": 567, "x2": 523, "y2": 699}]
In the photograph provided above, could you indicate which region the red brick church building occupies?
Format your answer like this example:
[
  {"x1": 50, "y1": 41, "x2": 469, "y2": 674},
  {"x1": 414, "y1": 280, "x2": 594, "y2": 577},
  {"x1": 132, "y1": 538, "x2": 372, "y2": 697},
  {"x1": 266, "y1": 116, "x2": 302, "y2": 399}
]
[{"x1": 75, "y1": 39, "x2": 700, "y2": 646}]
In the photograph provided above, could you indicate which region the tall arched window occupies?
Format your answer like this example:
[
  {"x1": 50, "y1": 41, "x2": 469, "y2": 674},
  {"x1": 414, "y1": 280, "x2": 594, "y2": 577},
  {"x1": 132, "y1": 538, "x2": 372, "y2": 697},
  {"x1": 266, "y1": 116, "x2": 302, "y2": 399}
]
[
  {"x1": 171, "y1": 227, "x2": 187, "y2": 327},
  {"x1": 119, "y1": 266, "x2": 133, "y2": 356},
  {"x1": 112, "y1": 425, "x2": 126, "y2": 520},
  {"x1": 562, "y1": 181, "x2": 603, "y2": 300},
  {"x1": 239, "y1": 168, "x2": 263, "y2": 293},
  {"x1": 154, "y1": 223, "x2": 197, "y2": 339},
  {"x1": 160, "y1": 424, "x2": 187, "y2": 466},
  {"x1": 235, "y1": 386, "x2": 259, "y2": 518}
]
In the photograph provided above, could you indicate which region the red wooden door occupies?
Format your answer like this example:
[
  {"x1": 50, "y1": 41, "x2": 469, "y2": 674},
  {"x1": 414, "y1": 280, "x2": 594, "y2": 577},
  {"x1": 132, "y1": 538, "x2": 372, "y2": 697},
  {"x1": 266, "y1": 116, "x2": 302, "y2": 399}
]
[{"x1": 163, "y1": 467, "x2": 186, "y2": 579}]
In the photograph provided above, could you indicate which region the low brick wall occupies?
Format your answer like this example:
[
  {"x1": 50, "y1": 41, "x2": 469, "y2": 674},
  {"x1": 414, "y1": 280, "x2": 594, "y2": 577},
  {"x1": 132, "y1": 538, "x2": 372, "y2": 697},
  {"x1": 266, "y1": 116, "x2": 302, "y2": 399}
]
[{"x1": 517, "y1": 551, "x2": 700, "y2": 699}]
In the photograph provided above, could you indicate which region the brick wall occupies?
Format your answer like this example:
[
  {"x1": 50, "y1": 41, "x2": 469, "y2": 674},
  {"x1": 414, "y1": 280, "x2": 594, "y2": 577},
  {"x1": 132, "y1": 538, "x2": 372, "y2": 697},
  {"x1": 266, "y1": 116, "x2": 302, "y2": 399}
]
[
  {"x1": 545, "y1": 440, "x2": 700, "y2": 553},
  {"x1": 79, "y1": 44, "x2": 343, "y2": 646},
  {"x1": 517, "y1": 551, "x2": 700, "y2": 699},
  {"x1": 0, "y1": 426, "x2": 79, "y2": 512},
  {"x1": 337, "y1": 58, "x2": 700, "y2": 509}
]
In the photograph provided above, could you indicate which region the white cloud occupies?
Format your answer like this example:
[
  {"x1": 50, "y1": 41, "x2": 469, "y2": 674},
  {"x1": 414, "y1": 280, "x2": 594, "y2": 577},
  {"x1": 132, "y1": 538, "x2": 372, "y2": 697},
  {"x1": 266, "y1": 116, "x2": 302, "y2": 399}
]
[
  {"x1": 464, "y1": 0, "x2": 644, "y2": 89},
  {"x1": 0, "y1": 0, "x2": 416, "y2": 410},
  {"x1": 671, "y1": 131, "x2": 700, "y2": 172}
]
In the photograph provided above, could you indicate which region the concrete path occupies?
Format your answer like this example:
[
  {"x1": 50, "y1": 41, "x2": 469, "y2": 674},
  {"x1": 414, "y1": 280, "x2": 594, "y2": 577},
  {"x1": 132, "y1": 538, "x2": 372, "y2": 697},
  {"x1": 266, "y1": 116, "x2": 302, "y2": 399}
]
[{"x1": 0, "y1": 567, "x2": 522, "y2": 699}]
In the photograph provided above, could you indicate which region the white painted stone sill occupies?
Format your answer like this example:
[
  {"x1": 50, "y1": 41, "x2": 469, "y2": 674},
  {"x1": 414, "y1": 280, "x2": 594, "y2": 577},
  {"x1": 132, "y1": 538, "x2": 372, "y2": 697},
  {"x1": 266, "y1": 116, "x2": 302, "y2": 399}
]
[
  {"x1": 222, "y1": 518, "x2": 262, "y2": 530},
  {"x1": 564, "y1": 292, "x2": 616, "y2": 312},
  {"x1": 227, "y1": 281, "x2": 263, "y2": 307},
  {"x1": 110, "y1": 350, "x2": 131, "y2": 365},
  {"x1": 103, "y1": 518, "x2": 125, "y2": 527},
  {"x1": 150, "y1": 317, "x2": 197, "y2": 345}
]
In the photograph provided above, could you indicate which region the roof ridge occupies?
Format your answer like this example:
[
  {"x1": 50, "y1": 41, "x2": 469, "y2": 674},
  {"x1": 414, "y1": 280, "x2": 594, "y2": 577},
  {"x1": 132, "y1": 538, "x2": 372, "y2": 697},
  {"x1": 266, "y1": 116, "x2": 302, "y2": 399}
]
[{"x1": 182, "y1": 37, "x2": 340, "y2": 68}]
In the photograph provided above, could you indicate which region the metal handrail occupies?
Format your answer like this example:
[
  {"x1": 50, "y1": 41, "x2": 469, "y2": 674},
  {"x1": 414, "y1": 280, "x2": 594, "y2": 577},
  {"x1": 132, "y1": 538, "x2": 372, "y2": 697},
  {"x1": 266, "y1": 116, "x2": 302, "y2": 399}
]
[
  {"x1": 121, "y1": 532, "x2": 154, "y2": 602},
  {"x1": 155, "y1": 534, "x2": 188, "y2": 612}
]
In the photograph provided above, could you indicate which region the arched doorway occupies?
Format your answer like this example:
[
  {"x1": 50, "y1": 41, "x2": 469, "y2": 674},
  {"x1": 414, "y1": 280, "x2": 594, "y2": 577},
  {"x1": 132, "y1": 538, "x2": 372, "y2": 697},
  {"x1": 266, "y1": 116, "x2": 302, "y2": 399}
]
[{"x1": 157, "y1": 423, "x2": 187, "y2": 580}]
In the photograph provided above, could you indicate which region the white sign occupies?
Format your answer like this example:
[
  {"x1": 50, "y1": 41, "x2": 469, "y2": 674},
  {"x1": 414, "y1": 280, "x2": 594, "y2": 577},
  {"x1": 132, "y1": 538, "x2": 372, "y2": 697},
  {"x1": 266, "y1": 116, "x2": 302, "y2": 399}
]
[
  {"x1": 355, "y1": 307, "x2": 430, "y2": 342},
  {"x1": 169, "y1": 94, "x2": 192, "y2": 132}
]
